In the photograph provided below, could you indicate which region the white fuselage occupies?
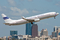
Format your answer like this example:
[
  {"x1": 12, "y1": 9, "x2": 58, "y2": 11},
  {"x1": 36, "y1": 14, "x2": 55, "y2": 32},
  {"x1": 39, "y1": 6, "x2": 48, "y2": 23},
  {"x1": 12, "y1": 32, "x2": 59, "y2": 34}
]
[{"x1": 4, "y1": 12, "x2": 59, "y2": 25}]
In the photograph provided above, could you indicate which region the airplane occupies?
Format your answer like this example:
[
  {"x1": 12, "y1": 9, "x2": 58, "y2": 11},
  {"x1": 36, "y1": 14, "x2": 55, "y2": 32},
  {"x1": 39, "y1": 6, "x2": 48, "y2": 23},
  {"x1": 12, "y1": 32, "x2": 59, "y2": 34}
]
[{"x1": 1, "y1": 12, "x2": 59, "y2": 26}]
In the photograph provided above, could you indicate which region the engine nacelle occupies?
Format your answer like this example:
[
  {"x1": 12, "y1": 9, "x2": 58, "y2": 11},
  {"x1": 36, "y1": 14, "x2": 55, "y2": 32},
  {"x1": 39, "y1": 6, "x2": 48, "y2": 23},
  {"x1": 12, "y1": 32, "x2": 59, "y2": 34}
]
[{"x1": 34, "y1": 19, "x2": 40, "y2": 22}]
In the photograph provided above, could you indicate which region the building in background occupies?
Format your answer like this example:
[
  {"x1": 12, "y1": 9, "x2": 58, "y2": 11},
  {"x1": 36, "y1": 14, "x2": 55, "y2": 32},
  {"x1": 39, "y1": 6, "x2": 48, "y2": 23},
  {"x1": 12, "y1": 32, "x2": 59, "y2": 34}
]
[
  {"x1": 57, "y1": 27, "x2": 60, "y2": 40},
  {"x1": 10, "y1": 30, "x2": 17, "y2": 36},
  {"x1": 23, "y1": 35, "x2": 32, "y2": 40},
  {"x1": 32, "y1": 24, "x2": 38, "y2": 38},
  {"x1": 52, "y1": 26, "x2": 57, "y2": 37},
  {"x1": 52, "y1": 37, "x2": 57, "y2": 40},
  {"x1": 26, "y1": 22, "x2": 34, "y2": 35},
  {"x1": 52, "y1": 32, "x2": 57, "y2": 37},
  {"x1": 12, "y1": 35, "x2": 18, "y2": 39},
  {"x1": 38, "y1": 31, "x2": 41, "y2": 36},
  {"x1": 52, "y1": 26, "x2": 60, "y2": 40},
  {"x1": 54, "y1": 26, "x2": 57, "y2": 32},
  {"x1": 52, "y1": 26, "x2": 60, "y2": 38},
  {"x1": 52, "y1": 26, "x2": 58, "y2": 37},
  {"x1": 23, "y1": 35, "x2": 52, "y2": 40},
  {"x1": 0, "y1": 36, "x2": 7, "y2": 40},
  {"x1": 10, "y1": 30, "x2": 18, "y2": 39},
  {"x1": 41, "y1": 29, "x2": 48, "y2": 36},
  {"x1": 18, "y1": 35, "x2": 23, "y2": 40}
]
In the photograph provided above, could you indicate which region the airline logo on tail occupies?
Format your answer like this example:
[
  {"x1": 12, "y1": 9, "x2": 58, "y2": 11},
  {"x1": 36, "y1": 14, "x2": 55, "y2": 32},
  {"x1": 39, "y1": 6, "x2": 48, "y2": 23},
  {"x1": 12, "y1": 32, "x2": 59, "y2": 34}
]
[
  {"x1": 3, "y1": 17, "x2": 9, "y2": 20},
  {"x1": 2, "y1": 14, "x2": 9, "y2": 20},
  {"x1": 2, "y1": 14, "x2": 12, "y2": 24}
]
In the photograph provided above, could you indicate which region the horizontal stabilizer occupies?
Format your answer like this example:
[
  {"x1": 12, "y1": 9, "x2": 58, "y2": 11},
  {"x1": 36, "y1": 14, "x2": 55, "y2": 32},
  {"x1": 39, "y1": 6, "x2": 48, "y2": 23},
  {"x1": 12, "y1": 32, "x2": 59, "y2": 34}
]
[{"x1": 4, "y1": 23, "x2": 9, "y2": 25}]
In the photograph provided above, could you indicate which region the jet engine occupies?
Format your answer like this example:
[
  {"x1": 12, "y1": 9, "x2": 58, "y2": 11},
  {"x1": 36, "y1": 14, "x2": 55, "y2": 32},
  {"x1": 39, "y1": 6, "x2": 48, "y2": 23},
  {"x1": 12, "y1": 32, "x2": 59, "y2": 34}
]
[{"x1": 34, "y1": 19, "x2": 40, "y2": 22}]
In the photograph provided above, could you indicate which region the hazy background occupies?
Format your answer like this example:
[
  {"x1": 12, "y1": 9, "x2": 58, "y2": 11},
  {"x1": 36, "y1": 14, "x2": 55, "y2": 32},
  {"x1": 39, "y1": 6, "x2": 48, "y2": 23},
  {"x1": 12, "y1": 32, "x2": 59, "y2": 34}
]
[{"x1": 0, "y1": 0, "x2": 60, "y2": 37}]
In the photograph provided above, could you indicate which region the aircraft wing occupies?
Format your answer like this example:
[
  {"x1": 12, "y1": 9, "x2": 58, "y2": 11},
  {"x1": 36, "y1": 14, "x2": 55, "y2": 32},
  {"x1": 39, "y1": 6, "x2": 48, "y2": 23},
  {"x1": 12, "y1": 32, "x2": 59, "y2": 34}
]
[
  {"x1": 22, "y1": 16, "x2": 40, "y2": 22},
  {"x1": 22, "y1": 16, "x2": 34, "y2": 22}
]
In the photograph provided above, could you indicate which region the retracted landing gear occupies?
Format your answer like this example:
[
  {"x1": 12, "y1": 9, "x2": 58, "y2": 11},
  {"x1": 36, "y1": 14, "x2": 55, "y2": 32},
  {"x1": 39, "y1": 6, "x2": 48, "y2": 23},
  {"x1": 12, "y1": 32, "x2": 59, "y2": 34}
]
[{"x1": 31, "y1": 22, "x2": 33, "y2": 24}]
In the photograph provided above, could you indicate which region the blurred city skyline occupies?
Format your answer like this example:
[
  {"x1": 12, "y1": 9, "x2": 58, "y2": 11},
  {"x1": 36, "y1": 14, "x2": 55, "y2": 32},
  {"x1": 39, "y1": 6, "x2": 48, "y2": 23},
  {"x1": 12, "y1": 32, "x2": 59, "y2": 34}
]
[{"x1": 0, "y1": 0, "x2": 60, "y2": 37}]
